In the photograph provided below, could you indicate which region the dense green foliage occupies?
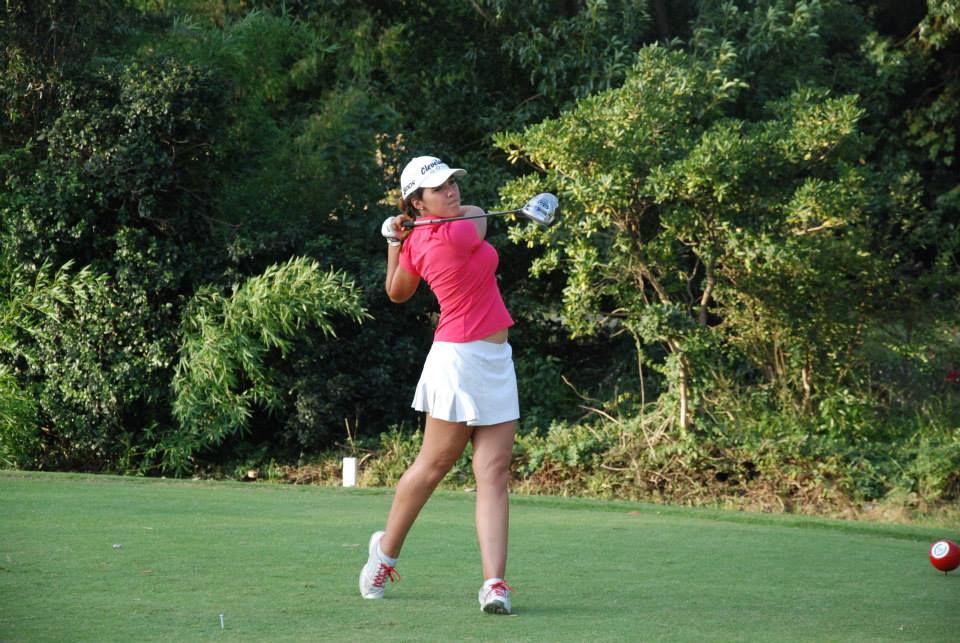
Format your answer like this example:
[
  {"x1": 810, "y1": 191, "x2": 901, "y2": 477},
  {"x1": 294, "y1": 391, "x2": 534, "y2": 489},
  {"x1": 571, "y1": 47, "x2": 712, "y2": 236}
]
[{"x1": 1, "y1": 1, "x2": 958, "y2": 514}]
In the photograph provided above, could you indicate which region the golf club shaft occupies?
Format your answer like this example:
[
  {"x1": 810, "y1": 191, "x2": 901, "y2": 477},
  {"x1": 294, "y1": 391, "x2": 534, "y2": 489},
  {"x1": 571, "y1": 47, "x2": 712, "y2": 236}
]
[{"x1": 401, "y1": 208, "x2": 521, "y2": 228}]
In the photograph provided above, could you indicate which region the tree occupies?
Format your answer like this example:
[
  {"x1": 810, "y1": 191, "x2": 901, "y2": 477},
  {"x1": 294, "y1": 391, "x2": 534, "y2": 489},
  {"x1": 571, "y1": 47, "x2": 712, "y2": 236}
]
[{"x1": 495, "y1": 33, "x2": 928, "y2": 430}]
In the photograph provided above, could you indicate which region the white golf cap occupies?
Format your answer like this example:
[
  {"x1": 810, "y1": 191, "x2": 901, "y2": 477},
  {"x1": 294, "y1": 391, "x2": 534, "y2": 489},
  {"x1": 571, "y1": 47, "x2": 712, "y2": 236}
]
[{"x1": 400, "y1": 156, "x2": 466, "y2": 200}]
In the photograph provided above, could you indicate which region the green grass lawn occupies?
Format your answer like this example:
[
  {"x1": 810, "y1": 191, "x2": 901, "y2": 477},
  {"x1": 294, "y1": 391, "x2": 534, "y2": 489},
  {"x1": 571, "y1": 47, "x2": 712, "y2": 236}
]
[{"x1": 1, "y1": 471, "x2": 957, "y2": 642}]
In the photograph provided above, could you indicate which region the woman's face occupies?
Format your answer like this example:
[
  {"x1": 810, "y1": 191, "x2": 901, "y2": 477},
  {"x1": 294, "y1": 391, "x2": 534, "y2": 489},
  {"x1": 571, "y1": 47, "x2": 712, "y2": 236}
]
[{"x1": 413, "y1": 176, "x2": 460, "y2": 217}]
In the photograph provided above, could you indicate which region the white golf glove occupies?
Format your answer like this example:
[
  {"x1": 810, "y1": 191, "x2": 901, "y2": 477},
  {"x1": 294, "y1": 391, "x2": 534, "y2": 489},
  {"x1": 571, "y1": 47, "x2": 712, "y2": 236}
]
[{"x1": 381, "y1": 216, "x2": 402, "y2": 246}]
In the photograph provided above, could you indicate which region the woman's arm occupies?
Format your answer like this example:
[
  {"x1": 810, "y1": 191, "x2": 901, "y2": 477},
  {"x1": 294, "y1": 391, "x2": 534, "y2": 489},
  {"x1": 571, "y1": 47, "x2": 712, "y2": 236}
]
[
  {"x1": 385, "y1": 243, "x2": 420, "y2": 303},
  {"x1": 462, "y1": 205, "x2": 486, "y2": 240}
]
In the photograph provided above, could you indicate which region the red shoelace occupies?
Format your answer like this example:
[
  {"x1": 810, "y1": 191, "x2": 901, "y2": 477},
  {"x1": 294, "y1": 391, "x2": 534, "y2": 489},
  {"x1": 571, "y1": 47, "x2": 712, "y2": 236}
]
[
  {"x1": 487, "y1": 580, "x2": 515, "y2": 596},
  {"x1": 373, "y1": 562, "x2": 400, "y2": 588}
]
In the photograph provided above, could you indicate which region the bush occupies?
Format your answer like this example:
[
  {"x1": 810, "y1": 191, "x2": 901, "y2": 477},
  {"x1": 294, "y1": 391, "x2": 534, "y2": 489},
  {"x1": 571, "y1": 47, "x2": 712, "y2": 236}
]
[
  {"x1": 0, "y1": 259, "x2": 161, "y2": 471},
  {"x1": 169, "y1": 257, "x2": 368, "y2": 475},
  {"x1": 0, "y1": 364, "x2": 37, "y2": 469}
]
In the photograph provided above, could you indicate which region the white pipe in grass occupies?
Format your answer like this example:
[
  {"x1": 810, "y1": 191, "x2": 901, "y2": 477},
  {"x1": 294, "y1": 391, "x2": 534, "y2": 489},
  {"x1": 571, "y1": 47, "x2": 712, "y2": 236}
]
[{"x1": 343, "y1": 457, "x2": 357, "y2": 487}]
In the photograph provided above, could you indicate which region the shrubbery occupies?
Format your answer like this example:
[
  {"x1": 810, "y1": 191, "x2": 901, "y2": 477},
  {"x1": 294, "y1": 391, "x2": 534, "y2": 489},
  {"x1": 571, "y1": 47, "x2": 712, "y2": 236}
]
[
  {"x1": 311, "y1": 388, "x2": 958, "y2": 520},
  {"x1": 1, "y1": 1, "x2": 958, "y2": 519}
]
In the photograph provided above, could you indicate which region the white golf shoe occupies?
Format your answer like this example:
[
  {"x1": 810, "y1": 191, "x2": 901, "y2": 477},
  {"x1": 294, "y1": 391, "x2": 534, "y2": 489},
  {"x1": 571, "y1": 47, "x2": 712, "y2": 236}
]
[
  {"x1": 359, "y1": 531, "x2": 399, "y2": 599},
  {"x1": 478, "y1": 578, "x2": 513, "y2": 614}
]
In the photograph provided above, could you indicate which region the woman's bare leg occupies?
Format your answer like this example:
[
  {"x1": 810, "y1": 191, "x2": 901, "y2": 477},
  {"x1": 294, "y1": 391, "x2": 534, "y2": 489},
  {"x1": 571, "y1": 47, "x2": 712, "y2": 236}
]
[
  {"x1": 379, "y1": 415, "x2": 473, "y2": 559},
  {"x1": 470, "y1": 420, "x2": 517, "y2": 579}
]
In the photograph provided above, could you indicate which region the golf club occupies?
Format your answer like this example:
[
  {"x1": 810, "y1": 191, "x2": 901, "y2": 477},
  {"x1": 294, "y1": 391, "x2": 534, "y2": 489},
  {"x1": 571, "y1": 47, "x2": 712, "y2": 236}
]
[{"x1": 400, "y1": 193, "x2": 559, "y2": 229}]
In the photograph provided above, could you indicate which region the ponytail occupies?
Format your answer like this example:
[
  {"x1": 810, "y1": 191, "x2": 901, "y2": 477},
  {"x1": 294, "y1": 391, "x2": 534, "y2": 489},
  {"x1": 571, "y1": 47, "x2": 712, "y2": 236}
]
[{"x1": 398, "y1": 188, "x2": 422, "y2": 219}]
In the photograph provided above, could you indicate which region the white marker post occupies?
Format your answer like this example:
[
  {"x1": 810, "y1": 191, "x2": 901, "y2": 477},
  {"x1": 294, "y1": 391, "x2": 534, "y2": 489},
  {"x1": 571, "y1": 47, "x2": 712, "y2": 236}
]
[{"x1": 342, "y1": 457, "x2": 357, "y2": 487}]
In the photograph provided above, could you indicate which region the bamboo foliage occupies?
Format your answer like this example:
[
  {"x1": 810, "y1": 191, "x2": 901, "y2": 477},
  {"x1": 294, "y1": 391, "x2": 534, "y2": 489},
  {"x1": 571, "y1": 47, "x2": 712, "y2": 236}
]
[{"x1": 168, "y1": 257, "x2": 368, "y2": 473}]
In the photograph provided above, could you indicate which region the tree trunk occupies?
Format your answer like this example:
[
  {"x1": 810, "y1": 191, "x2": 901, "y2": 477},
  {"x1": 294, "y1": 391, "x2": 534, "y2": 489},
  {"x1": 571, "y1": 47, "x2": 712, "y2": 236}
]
[
  {"x1": 653, "y1": 0, "x2": 671, "y2": 42},
  {"x1": 679, "y1": 357, "x2": 689, "y2": 433},
  {"x1": 698, "y1": 259, "x2": 715, "y2": 327},
  {"x1": 801, "y1": 356, "x2": 812, "y2": 412},
  {"x1": 667, "y1": 339, "x2": 691, "y2": 434}
]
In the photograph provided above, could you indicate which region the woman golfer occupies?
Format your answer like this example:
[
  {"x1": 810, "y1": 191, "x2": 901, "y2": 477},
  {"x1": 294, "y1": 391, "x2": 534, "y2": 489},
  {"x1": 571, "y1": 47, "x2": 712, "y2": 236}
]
[{"x1": 359, "y1": 156, "x2": 517, "y2": 614}]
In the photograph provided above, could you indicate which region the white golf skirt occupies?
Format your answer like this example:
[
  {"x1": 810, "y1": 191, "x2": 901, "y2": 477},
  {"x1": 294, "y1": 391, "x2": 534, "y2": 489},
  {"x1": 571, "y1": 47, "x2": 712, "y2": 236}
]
[{"x1": 411, "y1": 340, "x2": 520, "y2": 426}]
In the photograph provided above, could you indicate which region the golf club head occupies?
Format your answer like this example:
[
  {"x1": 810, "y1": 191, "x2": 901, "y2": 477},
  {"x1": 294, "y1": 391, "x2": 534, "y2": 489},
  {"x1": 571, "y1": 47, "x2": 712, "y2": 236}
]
[{"x1": 521, "y1": 193, "x2": 559, "y2": 226}]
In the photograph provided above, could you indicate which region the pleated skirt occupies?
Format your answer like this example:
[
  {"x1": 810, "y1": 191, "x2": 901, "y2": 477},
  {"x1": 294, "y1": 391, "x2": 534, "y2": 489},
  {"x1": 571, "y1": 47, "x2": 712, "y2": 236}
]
[{"x1": 411, "y1": 340, "x2": 519, "y2": 426}]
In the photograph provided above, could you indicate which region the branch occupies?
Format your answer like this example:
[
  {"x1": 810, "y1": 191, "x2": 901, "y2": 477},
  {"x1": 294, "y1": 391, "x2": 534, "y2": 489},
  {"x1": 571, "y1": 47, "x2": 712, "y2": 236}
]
[
  {"x1": 467, "y1": 0, "x2": 496, "y2": 27},
  {"x1": 795, "y1": 221, "x2": 842, "y2": 235}
]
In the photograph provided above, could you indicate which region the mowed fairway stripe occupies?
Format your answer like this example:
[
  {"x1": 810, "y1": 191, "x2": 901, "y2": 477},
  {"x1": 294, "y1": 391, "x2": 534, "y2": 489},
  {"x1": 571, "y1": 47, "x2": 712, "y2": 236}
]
[{"x1": 0, "y1": 472, "x2": 957, "y2": 642}]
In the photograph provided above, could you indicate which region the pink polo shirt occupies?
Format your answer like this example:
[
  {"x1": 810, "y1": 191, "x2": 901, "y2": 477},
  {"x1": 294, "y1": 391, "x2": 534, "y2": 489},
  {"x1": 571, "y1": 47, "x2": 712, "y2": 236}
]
[{"x1": 399, "y1": 217, "x2": 514, "y2": 342}]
